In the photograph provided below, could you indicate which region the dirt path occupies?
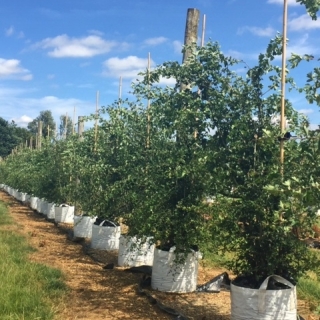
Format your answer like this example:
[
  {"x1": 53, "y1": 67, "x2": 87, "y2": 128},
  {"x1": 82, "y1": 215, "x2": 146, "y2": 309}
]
[{"x1": 0, "y1": 191, "x2": 318, "y2": 320}]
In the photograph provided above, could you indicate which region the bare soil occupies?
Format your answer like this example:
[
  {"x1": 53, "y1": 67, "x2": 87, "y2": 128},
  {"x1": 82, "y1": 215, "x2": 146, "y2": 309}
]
[{"x1": 0, "y1": 191, "x2": 318, "y2": 320}]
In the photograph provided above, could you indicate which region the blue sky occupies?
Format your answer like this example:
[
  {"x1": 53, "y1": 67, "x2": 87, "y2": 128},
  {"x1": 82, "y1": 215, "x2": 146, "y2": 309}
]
[{"x1": 1, "y1": 0, "x2": 320, "y2": 129}]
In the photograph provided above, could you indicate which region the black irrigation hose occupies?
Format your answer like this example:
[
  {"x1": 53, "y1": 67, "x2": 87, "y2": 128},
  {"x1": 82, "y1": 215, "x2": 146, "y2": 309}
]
[{"x1": 137, "y1": 275, "x2": 189, "y2": 320}]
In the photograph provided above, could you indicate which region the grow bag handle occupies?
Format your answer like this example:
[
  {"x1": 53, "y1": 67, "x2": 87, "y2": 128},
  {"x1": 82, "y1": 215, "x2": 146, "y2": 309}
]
[
  {"x1": 98, "y1": 220, "x2": 117, "y2": 227},
  {"x1": 258, "y1": 275, "x2": 296, "y2": 313},
  {"x1": 59, "y1": 203, "x2": 70, "y2": 207}
]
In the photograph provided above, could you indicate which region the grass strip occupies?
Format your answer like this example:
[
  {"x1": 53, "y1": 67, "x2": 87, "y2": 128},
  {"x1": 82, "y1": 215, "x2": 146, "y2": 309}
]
[{"x1": 0, "y1": 201, "x2": 67, "y2": 320}]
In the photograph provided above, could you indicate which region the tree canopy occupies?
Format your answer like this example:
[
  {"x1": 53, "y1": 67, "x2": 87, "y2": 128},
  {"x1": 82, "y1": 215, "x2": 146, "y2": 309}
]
[
  {"x1": 27, "y1": 110, "x2": 56, "y2": 138},
  {"x1": 0, "y1": 118, "x2": 31, "y2": 157}
]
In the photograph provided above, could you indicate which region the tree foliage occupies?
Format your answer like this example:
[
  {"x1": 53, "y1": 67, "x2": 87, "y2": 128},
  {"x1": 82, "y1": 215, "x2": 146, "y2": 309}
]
[
  {"x1": 0, "y1": 38, "x2": 319, "y2": 285},
  {"x1": 0, "y1": 118, "x2": 31, "y2": 157},
  {"x1": 27, "y1": 110, "x2": 56, "y2": 138},
  {"x1": 59, "y1": 114, "x2": 73, "y2": 139},
  {"x1": 296, "y1": 0, "x2": 320, "y2": 20}
]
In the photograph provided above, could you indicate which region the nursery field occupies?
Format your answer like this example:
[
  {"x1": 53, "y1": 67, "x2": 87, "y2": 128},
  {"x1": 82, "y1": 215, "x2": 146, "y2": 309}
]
[{"x1": 0, "y1": 191, "x2": 319, "y2": 320}]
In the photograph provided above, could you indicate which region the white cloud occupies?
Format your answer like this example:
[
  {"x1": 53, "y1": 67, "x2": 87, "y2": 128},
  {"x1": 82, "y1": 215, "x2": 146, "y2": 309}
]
[
  {"x1": 47, "y1": 74, "x2": 55, "y2": 80},
  {"x1": 224, "y1": 49, "x2": 258, "y2": 61},
  {"x1": 88, "y1": 29, "x2": 104, "y2": 36},
  {"x1": 158, "y1": 76, "x2": 176, "y2": 86},
  {"x1": 0, "y1": 86, "x2": 95, "y2": 127},
  {"x1": 144, "y1": 37, "x2": 168, "y2": 46},
  {"x1": 34, "y1": 34, "x2": 128, "y2": 58},
  {"x1": 173, "y1": 40, "x2": 183, "y2": 54},
  {"x1": 298, "y1": 108, "x2": 314, "y2": 115},
  {"x1": 309, "y1": 123, "x2": 319, "y2": 130},
  {"x1": 0, "y1": 58, "x2": 32, "y2": 80},
  {"x1": 5, "y1": 26, "x2": 14, "y2": 37},
  {"x1": 289, "y1": 14, "x2": 320, "y2": 31},
  {"x1": 102, "y1": 55, "x2": 155, "y2": 79},
  {"x1": 287, "y1": 33, "x2": 318, "y2": 56},
  {"x1": 267, "y1": 0, "x2": 299, "y2": 6},
  {"x1": 11, "y1": 115, "x2": 33, "y2": 127},
  {"x1": 237, "y1": 26, "x2": 276, "y2": 37}
]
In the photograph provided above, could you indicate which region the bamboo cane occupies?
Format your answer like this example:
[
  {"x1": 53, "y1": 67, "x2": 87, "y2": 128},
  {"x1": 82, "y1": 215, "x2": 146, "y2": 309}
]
[
  {"x1": 38, "y1": 120, "x2": 43, "y2": 149},
  {"x1": 280, "y1": 0, "x2": 288, "y2": 171},
  {"x1": 64, "y1": 112, "x2": 68, "y2": 140},
  {"x1": 94, "y1": 91, "x2": 99, "y2": 152},
  {"x1": 201, "y1": 14, "x2": 206, "y2": 47},
  {"x1": 72, "y1": 106, "x2": 76, "y2": 135},
  {"x1": 147, "y1": 52, "x2": 151, "y2": 148}
]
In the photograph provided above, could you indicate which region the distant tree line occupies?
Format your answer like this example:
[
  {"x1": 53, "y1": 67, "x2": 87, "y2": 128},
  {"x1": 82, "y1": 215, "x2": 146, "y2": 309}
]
[{"x1": 0, "y1": 110, "x2": 74, "y2": 158}]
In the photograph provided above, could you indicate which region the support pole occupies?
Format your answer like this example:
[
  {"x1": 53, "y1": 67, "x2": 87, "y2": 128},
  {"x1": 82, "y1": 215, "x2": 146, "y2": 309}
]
[
  {"x1": 280, "y1": 0, "x2": 288, "y2": 170},
  {"x1": 78, "y1": 116, "x2": 84, "y2": 142},
  {"x1": 182, "y1": 8, "x2": 200, "y2": 64},
  {"x1": 94, "y1": 91, "x2": 99, "y2": 152},
  {"x1": 72, "y1": 106, "x2": 76, "y2": 135},
  {"x1": 64, "y1": 112, "x2": 68, "y2": 140},
  {"x1": 38, "y1": 121, "x2": 43, "y2": 149},
  {"x1": 147, "y1": 52, "x2": 151, "y2": 148},
  {"x1": 201, "y1": 14, "x2": 206, "y2": 47}
]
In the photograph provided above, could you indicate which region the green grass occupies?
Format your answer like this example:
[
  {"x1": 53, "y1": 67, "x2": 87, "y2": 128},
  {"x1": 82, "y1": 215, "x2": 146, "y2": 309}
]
[
  {"x1": 297, "y1": 276, "x2": 320, "y2": 313},
  {"x1": 297, "y1": 249, "x2": 320, "y2": 314},
  {"x1": 0, "y1": 201, "x2": 67, "y2": 320}
]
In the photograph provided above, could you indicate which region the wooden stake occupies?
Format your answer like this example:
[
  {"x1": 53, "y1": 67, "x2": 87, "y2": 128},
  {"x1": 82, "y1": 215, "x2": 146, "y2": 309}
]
[
  {"x1": 94, "y1": 91, "x2": 99, "y2": 152},
  {"x1": 280, "y1": 0, "x2": 288, "y2": 170},
  {"x1": 72, "y1": 106, "x2": 76, "y2": 135},
  {"x1": 201, "y1": 14, "x2": 206, "y2": 47},
  {"x1": 78, "y1": 116, "x2": 84, "y2": 141},
  {"x1": 38, "y1": 121, "x2": 43, "y2": 149},
  {"x1": 147, "y1": 52, "x2": 151, "y2": 148},
  {"x1": 64, "y1": 112, "x2": 68, "y2": 140},
  {"x1": 119, "y1": 76, "x2": 122, "y2": 100}
]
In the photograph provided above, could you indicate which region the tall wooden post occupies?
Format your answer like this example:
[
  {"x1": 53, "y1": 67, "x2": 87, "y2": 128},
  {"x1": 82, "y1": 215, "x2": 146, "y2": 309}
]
[
  {"x1": 180, "y1": 8, "x2": 199, "y2": 95},
  {"x1": 38, "y1": 121, "x2": 43, "y2": 149},
  {"x1": 78, "y1": 116, "x2": 84, "y2": 141},
  {"x1": 72, "y1": 106, "x2": 76, "y2": 135},
  {"x1": 64, "y1": 113, "x2": 68, "y2": 140},
  {"x1": 182, "y1": 8, "x2": 200, "y2": 64}
]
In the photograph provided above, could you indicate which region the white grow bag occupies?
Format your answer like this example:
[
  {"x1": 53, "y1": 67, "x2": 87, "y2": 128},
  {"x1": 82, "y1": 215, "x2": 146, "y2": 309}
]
[
  {"x1": 40, "y1": 200, "x2": 48, "y2": 215},
  {"x1": 91, "y1": 220, "x2": 120, "y2": 250},
  {"x1": 73, "y1": 215, "x2": 96, "y2": 238},
  {"x1": 118, "y1": 235, "x2": 154, "y2": 267},
  {"x1": 231, "y1": 275, "x2": 297, "y2": 320},
  {"x1": 54, "y1": 204, "x2": 74, "y2": 224},
  {"x1": 36, "y1": 199, "x2": 47, "y2": 214},
  {"x1": 30, "y1": 197, "x2": 39, "y2": 210},
  {"x1": 46, "y1": 203, "x2": 55, "y2": 219},
  {"x1": 20, "y1": 192, "x2": 27, "y2": 202},
  {"x1": 151, "y1": 247, "x2": 202, "y2": 293},
  {"x1": 15, "y1": 191, "x2": 22, "y2": 201}
]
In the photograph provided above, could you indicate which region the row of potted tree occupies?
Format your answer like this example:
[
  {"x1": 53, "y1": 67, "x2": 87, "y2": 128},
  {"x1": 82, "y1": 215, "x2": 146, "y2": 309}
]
[{"x1": 1, "y1": 39, "x2": 320, "y2": 318}]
